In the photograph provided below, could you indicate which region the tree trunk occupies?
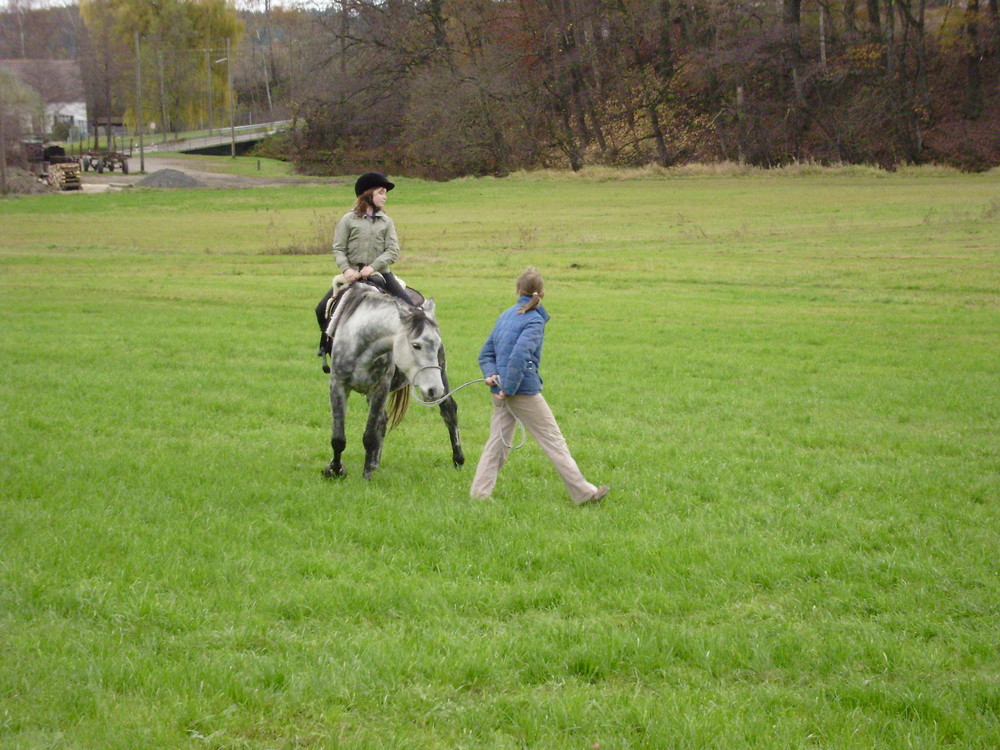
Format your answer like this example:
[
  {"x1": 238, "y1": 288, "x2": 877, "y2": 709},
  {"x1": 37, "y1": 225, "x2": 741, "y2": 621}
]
[
  {"x1": 886, "y1": 0, "x2": 897, "y2": 73},
  {"x1": 0, "y1": 82, "x2": 8, "y2": 195},
  {"x1": 559, "y1": 0, "x2": 592, "y2": 147},
  {"x1": 844, "y1": 0, "x2": 858, "y2": 35},
  {"x1": 339, "y1": 0, "x2": 349, "y2": 76},
  {"x1": 819, "y1": 2, "x2": 828, "y2": 69},
  {"x1": 557, "y1": 99, "x2": 584, "y2": 171},
  {"x1": 428, "y1": 0, "x2": 448, "y2": 52},
  {"x1": 264, "y1": 0, "x2": 279, "y2": 89},
  {"x1": 964, "y1": 0, "x2": 982, "y2": 119},
  {"x1": 657, "y1": 0, "x2": 673, "y2": 78},
  {"x1": 867, "y1": 0, "x2": 882, "y2": 36},
  {"x1": 647, "y1": 102, "x2": 669, "y2": 166},
  {"x1": 783, "y1": 0, "x2": 802, "y2": 29},
  {"x1": 783, "y1": 0, "x2": 802, "y2": 62},
  {"x1": 987, "y1": 0, "x2": 998, "y2": 54}
]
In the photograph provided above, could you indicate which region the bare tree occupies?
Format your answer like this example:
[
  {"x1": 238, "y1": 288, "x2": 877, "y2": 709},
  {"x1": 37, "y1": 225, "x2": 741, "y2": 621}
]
[
  {"x1": 1, "y1": 0, "x2": 83, "y2": 59},
  {"x1": 79, "y1": 0, "x2": 127, "y2": 148},
  {"x1": 964, "y1": 0, "x2": 983, "y2": 118},
  {"x1": 273, "y1": 0, "x2": 996, "y2": 174}
]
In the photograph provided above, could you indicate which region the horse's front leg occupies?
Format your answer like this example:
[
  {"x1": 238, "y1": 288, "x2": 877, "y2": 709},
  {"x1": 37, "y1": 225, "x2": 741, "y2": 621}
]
[
  {"x1": 438, "y1": 346, "x2": 465, "y2": 467},
  {"x1": 362, "y1": 385, "x2": 390, "y2": 480},
  {"x1": 438, "y1": 395, "x2": 464, "y2": 468},
  {"x1": 324, "y1": 379, "x2": 348, "y2": 478}
]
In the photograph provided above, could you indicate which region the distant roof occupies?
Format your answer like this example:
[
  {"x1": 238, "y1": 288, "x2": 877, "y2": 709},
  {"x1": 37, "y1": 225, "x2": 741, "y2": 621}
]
[{"x1": 0, "y1": 59, "x2": 84, "y2": 103}]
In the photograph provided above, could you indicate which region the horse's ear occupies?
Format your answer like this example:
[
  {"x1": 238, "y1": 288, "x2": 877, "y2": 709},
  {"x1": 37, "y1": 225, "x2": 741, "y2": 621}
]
[{"x1": 422, "y1": 297, "x2": 436, "y2": 319}]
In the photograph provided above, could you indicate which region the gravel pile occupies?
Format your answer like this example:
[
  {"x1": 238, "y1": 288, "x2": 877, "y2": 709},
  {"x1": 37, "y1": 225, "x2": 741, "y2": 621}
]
[{"x1": 137, "y1": 168, "x2": 205, "y2": 188}]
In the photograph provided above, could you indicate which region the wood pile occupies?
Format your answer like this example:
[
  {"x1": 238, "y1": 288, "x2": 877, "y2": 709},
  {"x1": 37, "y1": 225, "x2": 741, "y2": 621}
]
[{"x1": 47, "y1": 162, "x2": 82, "y2": 191}]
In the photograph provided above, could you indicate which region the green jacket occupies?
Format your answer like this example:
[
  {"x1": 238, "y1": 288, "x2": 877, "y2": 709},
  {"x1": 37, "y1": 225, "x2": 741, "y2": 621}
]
[{"x1": 332, "y1": 210, "x2": 400, "y2": 273}]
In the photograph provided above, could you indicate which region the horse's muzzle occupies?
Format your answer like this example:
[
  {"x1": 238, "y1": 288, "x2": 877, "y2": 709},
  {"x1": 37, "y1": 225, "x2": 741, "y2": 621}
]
[{"x1": 413, "y1": 370, "x2": 445, "y2": 404}]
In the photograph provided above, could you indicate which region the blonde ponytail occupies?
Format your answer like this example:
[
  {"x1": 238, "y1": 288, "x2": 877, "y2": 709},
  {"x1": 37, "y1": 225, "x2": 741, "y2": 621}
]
[{"x1": 516, "y1": 267, "x2": 544, "y2": 313}]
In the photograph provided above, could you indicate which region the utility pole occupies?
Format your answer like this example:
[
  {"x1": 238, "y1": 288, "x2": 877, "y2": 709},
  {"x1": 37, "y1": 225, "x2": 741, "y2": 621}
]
[
  {"x1": 135, "y1": 31, "x2": 145, "y2": 173},
  {"x1": 157, "y1": 50, "x2": 167, "y2": 143},
  {"x1": 206, "y1": 48, "x2": 214, "y2": 134},
  {"x1": 227, "y1": 37, "x2": 235, "y2": 158}
]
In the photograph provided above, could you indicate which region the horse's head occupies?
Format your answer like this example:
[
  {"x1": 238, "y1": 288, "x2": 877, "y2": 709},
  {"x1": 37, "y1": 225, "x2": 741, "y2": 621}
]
[{"x1": 393, "y1": 298, "x2": 445, "y2": 402}]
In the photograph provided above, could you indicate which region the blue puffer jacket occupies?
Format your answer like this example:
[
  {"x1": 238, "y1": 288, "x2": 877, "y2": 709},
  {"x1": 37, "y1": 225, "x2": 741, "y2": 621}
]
[{"x1": 478, "y1": 296, "x2": 549, "y2": 396}]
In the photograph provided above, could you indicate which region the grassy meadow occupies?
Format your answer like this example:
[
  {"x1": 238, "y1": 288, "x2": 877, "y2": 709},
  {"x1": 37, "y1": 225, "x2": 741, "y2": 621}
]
[{"x1": 1, "y1": 163, "x2": 998, "y2": 748}]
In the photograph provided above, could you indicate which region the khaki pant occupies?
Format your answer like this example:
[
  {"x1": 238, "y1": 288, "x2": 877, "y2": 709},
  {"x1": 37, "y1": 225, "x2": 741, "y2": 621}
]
[{"x1": 470, "y1": 393, "x2": 598, "y2": 504}]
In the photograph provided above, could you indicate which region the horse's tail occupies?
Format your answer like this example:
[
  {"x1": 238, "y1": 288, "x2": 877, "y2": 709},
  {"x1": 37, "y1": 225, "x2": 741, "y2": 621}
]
[{"x1": 387, "y1": 386, "x2": 410, "y2": 431}]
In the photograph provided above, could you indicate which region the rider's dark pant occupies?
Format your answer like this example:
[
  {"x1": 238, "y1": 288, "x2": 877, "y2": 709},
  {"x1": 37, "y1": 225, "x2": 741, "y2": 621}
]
[
  {"x1": 316, "y1": 291, "x2": 333, "y2": 332},
  {"x1": 378, "y1": 271, "x2": 412, "y2": 304}
]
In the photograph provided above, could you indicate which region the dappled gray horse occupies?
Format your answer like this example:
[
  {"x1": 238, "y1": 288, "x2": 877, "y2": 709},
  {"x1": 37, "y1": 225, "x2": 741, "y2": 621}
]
[{"x1": 323, "y1": 284, "x2": 464, "y2": 479}]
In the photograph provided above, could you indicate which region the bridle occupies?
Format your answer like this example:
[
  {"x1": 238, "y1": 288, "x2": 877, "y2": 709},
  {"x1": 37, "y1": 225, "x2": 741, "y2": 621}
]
[{"x1": 410, "y1": 365, "x2": 526, "y2": 450}]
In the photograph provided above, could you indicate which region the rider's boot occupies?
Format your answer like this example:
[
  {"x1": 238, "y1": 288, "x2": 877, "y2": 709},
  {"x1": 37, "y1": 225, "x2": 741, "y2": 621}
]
[{"x1": 317, "y1": 333, "x2": 332, "y2": 373}]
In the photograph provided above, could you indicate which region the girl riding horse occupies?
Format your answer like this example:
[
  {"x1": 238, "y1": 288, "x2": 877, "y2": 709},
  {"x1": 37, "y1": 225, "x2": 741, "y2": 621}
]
[{"x1": 316, "y1": 172, "x2": 414, "y2": 363}]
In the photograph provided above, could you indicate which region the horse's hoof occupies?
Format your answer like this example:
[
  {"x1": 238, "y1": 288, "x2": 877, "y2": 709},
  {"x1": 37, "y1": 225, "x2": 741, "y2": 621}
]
[
  {"x1": 453, "y1": 456, "x2": 465, "y2": 468},
  {"x1": 323, "y1": 464, "x2": 346, "y2": 479}
]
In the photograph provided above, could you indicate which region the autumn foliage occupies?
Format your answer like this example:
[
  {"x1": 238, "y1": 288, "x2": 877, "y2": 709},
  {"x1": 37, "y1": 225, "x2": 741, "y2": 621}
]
[{"x1": 285, "y1": 0, "x2": 1000, "y2": 176}]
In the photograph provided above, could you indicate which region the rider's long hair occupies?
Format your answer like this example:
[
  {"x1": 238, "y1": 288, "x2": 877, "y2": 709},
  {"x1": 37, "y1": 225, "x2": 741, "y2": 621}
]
[
  {"x1": 517, "y1": 267, "x2": 544, "y2": 314},
  {"x1": 353, "y1": 189, "x2": 378, "y2": 217}
]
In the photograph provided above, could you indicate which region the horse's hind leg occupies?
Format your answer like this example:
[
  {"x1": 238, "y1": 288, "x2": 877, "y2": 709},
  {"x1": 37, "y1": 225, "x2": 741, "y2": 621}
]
[
  {"x1": 437, "y1": 346, "x2": 465, "y2": 467},
  {"x1": 324, "y1": 382, "x2": 348, "y2": 478}
]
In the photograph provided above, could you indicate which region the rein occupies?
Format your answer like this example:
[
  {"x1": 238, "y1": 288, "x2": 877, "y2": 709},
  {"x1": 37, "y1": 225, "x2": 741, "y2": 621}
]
[{"x1": 411, "y1": 365, "x2": 526, "y2": 450}]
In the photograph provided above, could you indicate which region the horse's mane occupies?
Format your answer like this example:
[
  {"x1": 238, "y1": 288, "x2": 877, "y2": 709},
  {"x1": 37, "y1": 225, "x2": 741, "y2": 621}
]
[{"x1": 401, "y1": 305, "x2": 437, "y2": 337}]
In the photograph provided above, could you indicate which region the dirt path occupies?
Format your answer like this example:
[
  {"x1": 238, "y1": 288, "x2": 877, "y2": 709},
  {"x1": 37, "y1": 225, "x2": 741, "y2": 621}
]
[{"x1": 78, "y1": 155, "x2": 342, "y2": 193}]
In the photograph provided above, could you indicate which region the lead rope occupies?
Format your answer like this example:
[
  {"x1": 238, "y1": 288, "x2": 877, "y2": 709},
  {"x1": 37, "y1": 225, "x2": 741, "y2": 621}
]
[{"x1": 410, "y1": 365, "x2": 526, "y2": 450}]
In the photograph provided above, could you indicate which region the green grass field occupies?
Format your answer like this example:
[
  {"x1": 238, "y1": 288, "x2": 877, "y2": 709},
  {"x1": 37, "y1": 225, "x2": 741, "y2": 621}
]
[{"x1": 2, "y1": 166, "x2": 998, "y2": 748}]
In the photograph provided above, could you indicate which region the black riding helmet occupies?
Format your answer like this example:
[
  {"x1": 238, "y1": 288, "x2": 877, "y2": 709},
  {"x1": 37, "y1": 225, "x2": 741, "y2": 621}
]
[{"x1": 354, "y1": 171, "x2": 395, "y2": 196}]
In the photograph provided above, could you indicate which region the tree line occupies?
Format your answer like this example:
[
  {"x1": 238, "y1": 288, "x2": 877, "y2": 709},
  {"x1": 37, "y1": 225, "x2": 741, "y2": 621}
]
[
  {"x1": 281, "y1": 0, "x2": 999, "y2": 175},
  {"x1": 3, "y1": 1, "x2": 998, "y2": 174}
]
